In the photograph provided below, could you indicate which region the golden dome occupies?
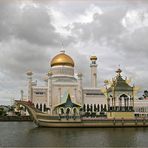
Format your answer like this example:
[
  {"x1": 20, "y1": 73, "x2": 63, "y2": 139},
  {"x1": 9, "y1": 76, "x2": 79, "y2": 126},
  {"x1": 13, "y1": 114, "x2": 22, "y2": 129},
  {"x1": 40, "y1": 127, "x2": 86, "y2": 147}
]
[
  {"x1": 51, "y1": 52, "x2": 74, "y2": 67},
  {"x1": 90, "y1": 55, "x2": 97, "y2": 61}
]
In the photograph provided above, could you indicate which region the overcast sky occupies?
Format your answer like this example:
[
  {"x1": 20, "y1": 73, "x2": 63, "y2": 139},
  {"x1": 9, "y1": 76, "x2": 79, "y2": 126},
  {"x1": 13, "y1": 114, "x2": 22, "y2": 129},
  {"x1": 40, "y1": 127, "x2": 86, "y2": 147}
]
[{"x1": 0, "y1": 0, "x2": 148, "y2": 105}]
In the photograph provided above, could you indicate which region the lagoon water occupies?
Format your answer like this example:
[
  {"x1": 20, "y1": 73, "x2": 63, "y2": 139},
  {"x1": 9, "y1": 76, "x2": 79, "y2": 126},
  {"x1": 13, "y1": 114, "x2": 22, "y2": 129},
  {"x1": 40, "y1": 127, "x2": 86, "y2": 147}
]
[{"x1": 0, "y1": 122, "x2": 148, "y2": 147}]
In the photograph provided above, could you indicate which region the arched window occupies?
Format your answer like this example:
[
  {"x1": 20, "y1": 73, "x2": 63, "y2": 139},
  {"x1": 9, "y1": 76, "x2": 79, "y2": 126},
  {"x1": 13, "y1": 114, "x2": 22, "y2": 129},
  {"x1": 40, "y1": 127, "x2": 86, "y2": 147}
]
[
  {"x1": 119, "y1": 94, "x2": 130, "y2": 111},
  {"x1": 44, "y1": 104, "x2": 46, "y2": 112},
  {"x1": 94, "y1": 104, "x2": 97, "y2": 112},
  {"x1": 40, "y1": 104, "x2": 42, "y2": 111},
  {"x1": 73, "y1": 108, "x2": 77, "y2": 115},
  {"x1": 83, "y1": 104, "x2": 86, "y2": 112},
  {"x1": 66, "y1": 108, "x2": 70, "y2": 115},
  {"x1": 61, "y1": 108, "x2": 64, "y2": 114},
  {"x1": 36, "y1": 104, "x2": 38, "y2": 109},
  {"x1": 97, "y1": 104, "x2": 100, "y2": 112}
]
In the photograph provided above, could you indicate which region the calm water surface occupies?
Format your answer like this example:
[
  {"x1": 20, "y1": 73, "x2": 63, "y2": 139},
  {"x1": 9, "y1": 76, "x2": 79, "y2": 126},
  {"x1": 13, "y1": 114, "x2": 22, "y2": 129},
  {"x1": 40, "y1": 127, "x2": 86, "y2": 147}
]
[{"x1": 0, "y1": 122, "x2": 148, "y2": 147}]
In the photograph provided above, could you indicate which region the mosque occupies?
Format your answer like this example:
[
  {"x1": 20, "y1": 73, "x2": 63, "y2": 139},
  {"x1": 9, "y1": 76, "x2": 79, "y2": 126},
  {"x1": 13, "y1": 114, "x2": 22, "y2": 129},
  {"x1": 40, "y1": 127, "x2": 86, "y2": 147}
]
[{"x1": 24, "y1": 50, "x2": 143, "y2": 118}]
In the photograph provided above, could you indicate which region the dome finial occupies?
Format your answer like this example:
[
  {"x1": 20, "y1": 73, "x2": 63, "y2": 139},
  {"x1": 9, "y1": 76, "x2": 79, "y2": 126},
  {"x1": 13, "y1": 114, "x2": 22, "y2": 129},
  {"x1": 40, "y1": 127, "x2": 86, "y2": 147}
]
[
  {"x1": 60, "y1": 42, "x2": 65, "y2": 54},
  {"x1": 60, "y1": 50, "x2": 65, "y2": 54},
  {"x1": 90, "y1": 55, "x2": 97, "y2": 61},
  {"x1": 116, "y1": 65, "x2": 122, "y2": 75}
]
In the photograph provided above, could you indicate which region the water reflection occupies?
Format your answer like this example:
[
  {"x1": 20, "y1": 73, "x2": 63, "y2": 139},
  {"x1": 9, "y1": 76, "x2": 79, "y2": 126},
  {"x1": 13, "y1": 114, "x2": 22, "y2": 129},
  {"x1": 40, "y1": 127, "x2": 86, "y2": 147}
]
[{"x1": 0, "y1": 122, "x2": 148, "y2": 147}]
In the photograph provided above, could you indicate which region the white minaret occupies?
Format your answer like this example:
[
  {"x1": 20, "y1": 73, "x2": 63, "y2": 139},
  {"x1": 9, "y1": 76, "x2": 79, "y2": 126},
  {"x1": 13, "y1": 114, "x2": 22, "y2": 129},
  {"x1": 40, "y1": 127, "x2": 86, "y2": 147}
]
[
  {"x1": 90, "y1": 56, "x2": 98, "y2": 88},
  {"x1": 77, "y1": 73, "x2": 83, "y2": 104},
  {"x1": 47, "y1": 71, "x2": 53, "y2": 113},
  {"x1": 26, "y1": 70, "x2": 33, "y2": 101}
]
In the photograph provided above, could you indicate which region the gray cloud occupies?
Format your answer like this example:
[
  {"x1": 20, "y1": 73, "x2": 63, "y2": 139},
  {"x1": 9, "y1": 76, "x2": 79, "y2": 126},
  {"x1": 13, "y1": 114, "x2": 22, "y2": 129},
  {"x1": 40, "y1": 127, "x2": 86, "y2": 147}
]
[{"x1": 66, "y1": 4, "x2": 148, "y2": 90}]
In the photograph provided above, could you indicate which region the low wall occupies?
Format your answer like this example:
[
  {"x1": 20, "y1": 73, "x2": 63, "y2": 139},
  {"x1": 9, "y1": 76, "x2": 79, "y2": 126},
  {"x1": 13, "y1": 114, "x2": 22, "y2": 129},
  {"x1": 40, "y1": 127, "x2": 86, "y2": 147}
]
[{"x1": 107, "y1": 112, "x2": 135, "y2": 119}]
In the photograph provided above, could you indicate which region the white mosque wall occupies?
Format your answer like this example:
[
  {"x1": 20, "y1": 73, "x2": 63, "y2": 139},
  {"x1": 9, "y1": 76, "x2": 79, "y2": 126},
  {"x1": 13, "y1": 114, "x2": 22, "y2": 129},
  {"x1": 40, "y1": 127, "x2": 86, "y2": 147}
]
[
  {"x1": 134, "y1": 99, "x2": 148, "y2": 111},
  {"x1": 83, "y1": 88, "x2": 106, "y2": 105},
  {"x1": 83, "y1": 94, "x2": 106, "y2": 105},
  {"x1": 134, "y1": 99, "x2": 148, "y2": 117},
  {"x1": 51, "y1": 84, "x2": 80, "y2": 106},
  {"x1": 51, "y1": 66, "x2": 74, "y2": 76},
  {"x1": 32, "y1": 87, "x2": 48, "y2": 105}
]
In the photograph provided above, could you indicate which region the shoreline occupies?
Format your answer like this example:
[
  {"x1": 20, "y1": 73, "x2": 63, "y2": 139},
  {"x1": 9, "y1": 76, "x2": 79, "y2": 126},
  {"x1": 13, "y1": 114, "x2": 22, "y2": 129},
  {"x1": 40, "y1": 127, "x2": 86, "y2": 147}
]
[{"x1": 0, "y1": 116, "x2": 32, "y2": 121}]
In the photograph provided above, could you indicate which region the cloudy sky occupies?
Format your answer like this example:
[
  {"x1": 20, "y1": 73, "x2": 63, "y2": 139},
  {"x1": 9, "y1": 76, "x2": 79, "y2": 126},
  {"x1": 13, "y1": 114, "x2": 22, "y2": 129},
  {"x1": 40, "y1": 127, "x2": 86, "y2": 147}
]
[{"x1": 0, "y1": 0, "x2": 148, "y2": 105}]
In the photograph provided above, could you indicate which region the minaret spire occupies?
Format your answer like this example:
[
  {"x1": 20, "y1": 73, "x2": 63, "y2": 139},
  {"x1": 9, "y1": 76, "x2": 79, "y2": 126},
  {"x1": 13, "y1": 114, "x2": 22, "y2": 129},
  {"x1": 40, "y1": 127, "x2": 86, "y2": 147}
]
[
  {"x1": 116, "y1": 65, "x2": 122, "y2": 76},
  {"x1": 90, "y1": 55, "x2": 98, "y2": 88},
  {"x1": 60, "y1": 42, "x2": 65, "y2": 54}
]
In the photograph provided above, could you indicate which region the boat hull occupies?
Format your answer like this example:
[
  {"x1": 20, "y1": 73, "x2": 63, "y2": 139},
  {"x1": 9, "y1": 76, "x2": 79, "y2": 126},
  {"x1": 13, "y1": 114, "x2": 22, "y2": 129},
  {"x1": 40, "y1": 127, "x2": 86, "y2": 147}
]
[
  {"x1": 15, "y1": 100, "x2": 148, "y2": 128},
  {"x1": 36, "y1": 118, "x2": 148, "y2": 127}
]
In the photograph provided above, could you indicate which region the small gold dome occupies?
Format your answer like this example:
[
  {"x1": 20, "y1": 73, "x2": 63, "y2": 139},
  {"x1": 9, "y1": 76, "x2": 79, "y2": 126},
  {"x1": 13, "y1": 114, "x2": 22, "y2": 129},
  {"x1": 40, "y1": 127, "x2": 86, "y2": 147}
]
[
  {"x1": 51, "y1": 52, "x2": 74, "y2": 67},
  {"x1": 116, "y1": 68, "x2": 122, "y2": 74},
  {"x1": 90, "y1": 56, "x2": 97, "y2": 61},
  {"x1": 26, "y1": 70, "x2": 33, "y2": 76}
]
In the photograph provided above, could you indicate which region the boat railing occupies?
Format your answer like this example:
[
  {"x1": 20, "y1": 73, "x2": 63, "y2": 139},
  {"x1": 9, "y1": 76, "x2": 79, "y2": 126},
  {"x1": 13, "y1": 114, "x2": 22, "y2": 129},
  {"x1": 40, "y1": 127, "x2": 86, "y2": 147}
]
[{"x1": 36, "y1": 114, "x2": 81, "y2": 120}]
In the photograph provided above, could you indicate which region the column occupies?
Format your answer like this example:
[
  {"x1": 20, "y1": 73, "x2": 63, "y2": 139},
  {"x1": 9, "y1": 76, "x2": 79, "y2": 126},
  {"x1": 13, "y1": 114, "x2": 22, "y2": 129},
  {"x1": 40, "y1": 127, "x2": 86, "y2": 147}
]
[
  {"x1": 77, "y1": 73, "x2": 83, "y2": 104},
  {"x1": 59, "y1": 88, "x2": 61, "y2": 103},
  {"x1": 48, "y1": 71, "x2": 53, "y2": 113}
]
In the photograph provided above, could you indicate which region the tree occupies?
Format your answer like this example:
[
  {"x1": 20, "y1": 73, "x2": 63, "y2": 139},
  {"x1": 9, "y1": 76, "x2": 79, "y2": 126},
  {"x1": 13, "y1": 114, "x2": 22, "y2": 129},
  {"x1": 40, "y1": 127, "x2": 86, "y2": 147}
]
[
  {"x1": 0, "y1": 108, "x2": 5, "y2": 116},
  {"x1": 143, "y1": 90, "x2": 148, "y2": 98},
  {"x1": 9, "y1": 106, "x2": 15, "y2": 112}
]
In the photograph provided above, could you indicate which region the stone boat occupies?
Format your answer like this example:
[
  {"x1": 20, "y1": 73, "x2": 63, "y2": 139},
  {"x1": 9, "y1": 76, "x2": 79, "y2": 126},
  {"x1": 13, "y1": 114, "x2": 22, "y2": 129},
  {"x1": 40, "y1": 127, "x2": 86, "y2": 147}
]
[{"x1": 15, "y1": 100, "x2": 148, "y2": 127}]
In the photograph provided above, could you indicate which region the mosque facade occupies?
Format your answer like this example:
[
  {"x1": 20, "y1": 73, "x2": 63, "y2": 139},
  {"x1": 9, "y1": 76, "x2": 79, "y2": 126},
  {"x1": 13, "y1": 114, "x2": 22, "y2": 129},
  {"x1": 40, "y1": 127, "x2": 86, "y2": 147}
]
[
  {"x1": 24, "y1": 50, "x2": 148, "y2": 119},
  {"x1": 26, "y1": 51, "x2": 106, "y2": 115}
]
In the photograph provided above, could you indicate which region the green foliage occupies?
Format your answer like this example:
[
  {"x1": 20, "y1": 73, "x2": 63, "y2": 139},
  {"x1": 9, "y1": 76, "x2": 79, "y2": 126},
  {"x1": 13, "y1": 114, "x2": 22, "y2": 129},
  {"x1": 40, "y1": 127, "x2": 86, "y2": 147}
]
[
  {"x1": 0, "y1": 108, "x2": 6, "y2": 116},
  {"x1": 144, "y1": 90, "x2": 148, "y2": 98}
]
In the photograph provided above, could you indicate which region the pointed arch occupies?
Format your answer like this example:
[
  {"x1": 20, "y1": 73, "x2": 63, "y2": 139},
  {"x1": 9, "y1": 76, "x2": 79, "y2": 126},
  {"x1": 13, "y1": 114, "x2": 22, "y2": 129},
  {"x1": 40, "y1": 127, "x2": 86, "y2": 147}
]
[
  {"x1": 36, "y1": 103, "x2": 39, "y2": 109},
  {"x1": 43, "y1": 104, "x2": 46, "y2": 112},
  {"x1": 73, "y1": 107, "x2": 79, "y2": 115},
  {"x1": 119, "y1": 94, "x2": 130, "y2": 111},
  {"x1": 59, "y1": 107, "x2": 65, "y2": 114},
  {"x1": 40, "y1": 104, "x2": 42, "y2": 112},
  {"x1": 66, "y1": 107, "x2": 71, "y2": 115}
]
